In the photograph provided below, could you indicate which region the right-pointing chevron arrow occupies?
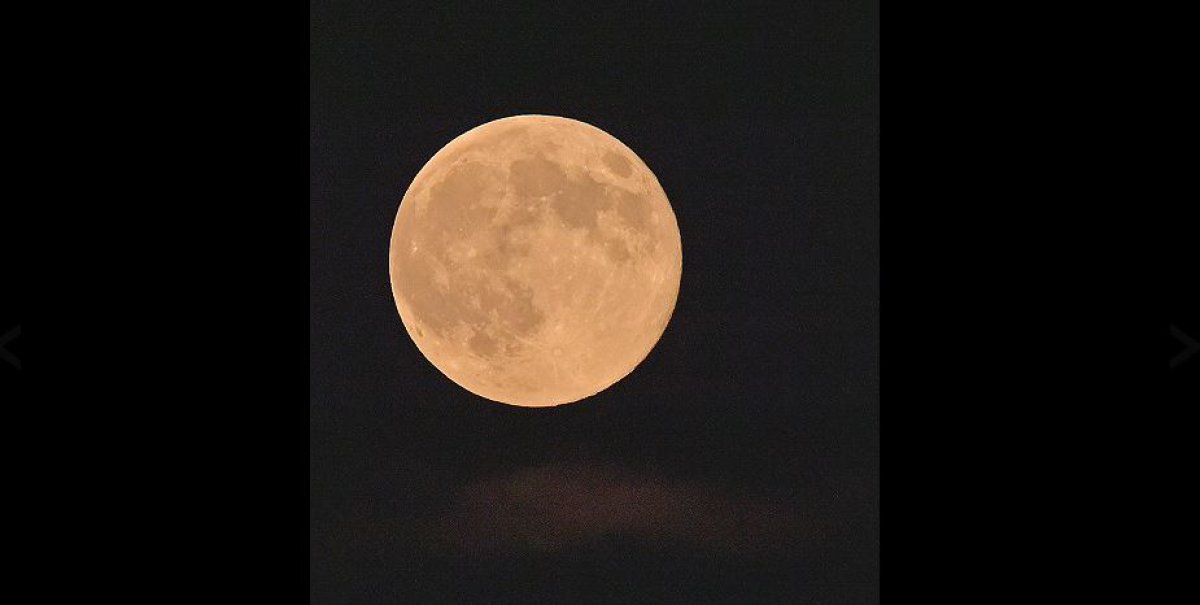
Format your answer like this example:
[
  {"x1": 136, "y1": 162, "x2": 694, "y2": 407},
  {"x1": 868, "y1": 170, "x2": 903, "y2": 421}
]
[
  {"x1": 1172, "y1": 325, "x2": 1198, "y2": 370},
  {"x1": 0, "y1": 325, "x2": 17, "y2": 370}
]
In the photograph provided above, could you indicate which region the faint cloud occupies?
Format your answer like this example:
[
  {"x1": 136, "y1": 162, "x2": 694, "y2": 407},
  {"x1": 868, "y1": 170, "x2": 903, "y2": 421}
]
[{"x1": 414, "y1": 463, "x2": 817, "y2": 557}]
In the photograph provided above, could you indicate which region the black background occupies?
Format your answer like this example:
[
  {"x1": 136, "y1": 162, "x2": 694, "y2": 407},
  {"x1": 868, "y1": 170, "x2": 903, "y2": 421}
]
[
  {"x1": 310, "y1": 2, "x2": 877, "y2": 602},
  {"x1": 8, "y1": 2, "x2": 1178, "y2": 603}
]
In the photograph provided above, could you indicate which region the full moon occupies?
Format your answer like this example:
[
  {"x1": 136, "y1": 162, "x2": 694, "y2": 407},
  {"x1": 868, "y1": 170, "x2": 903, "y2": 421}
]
[{"x1": 389, "y1": 115, "x2": 682, "y2": 407}]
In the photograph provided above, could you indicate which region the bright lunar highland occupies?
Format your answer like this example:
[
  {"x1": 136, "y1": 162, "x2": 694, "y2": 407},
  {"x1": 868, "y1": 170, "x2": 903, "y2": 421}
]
[{"x1": 389, "y1": 115, "x2": 683, "y2": 407}]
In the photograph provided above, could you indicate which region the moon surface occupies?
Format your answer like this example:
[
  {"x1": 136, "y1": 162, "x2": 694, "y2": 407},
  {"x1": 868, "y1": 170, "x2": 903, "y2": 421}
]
[{"x1": 389, "y1": 115, "x2": 682, "y2": 407}]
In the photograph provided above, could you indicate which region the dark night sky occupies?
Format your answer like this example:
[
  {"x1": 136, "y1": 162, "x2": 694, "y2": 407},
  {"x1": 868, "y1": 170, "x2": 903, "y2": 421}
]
[
  {"x1": 311, "y1": 1, "x2": 878, "y2": 602},
  {"x1": 9, "y1": 3, "x2": 1180, "y2": 602}
]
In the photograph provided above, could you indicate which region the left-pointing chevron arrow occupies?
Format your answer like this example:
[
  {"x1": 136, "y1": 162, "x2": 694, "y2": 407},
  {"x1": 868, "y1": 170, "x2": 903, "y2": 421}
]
[
  {"x1": 1172, "y1": 325, "x2": 1198, "y2": 370},
  {"x1": 0, "y1": 325, "x2": 18, "y2": 370}
]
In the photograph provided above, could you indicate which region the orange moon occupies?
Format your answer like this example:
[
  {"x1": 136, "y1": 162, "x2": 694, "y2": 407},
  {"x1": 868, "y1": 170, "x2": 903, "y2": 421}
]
[{"x1": 389, "y1": 115, "x2": 683, "y2": 407}]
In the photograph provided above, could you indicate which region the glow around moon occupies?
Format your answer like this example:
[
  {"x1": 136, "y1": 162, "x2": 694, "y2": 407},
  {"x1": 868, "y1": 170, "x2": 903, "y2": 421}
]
[{"x1": 389, "y1": 115, "x2": 682, "y2": 407}]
